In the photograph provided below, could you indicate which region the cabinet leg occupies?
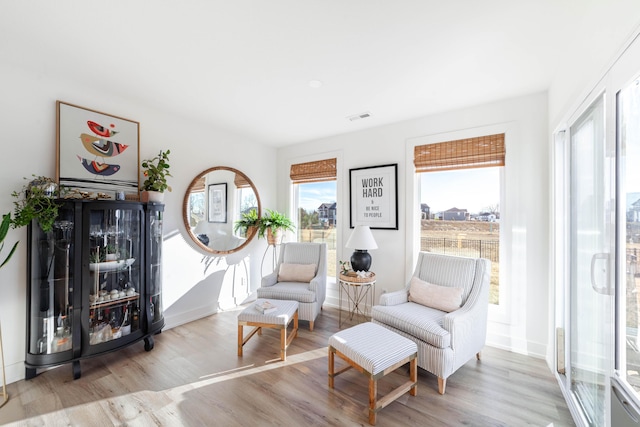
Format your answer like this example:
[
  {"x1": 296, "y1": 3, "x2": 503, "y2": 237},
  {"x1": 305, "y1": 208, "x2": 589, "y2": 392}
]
[
  {"x1": 25, "y1": 367, "x2": 37, "y2": 380},
  {"x1": 144, "y1": 336, "x2": 155, "y2": 351},
  {"x1": 72, "y1": 361, "x2": 81, "y2": 380}
]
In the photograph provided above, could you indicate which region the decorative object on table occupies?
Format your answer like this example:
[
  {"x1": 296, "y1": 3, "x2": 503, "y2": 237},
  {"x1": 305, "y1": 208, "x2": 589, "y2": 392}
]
[
  {"x1": 57, "y1": 101, "x2": 139, "y2": 198},
  {"x1": 207, "y1": 183, "x2": 227, "y2": 223},
  {"x1": 345, "y1": 225, "x2": 377, "y2": 272},
  {"x1": 349, "y1": 163, "x2": 398, "y2": 229},
  {"x1": 233, "y1": 208, "x2": 259, "y2": 239},
  {"x1": 254, "y1": 300, "x2": 277, "y2": 314},
  {"x1": 339, "y1": 260, "x2": 351, "y2": 275},
  {"x1": 11, "y1": 175, "x2": 63, "y2": 232},
  {"x1": 140, "y1": 149, "x2": 172, "y2": 203},
  {"x1": 258, "y1": 209, "x2": 295, "y2": 246}
]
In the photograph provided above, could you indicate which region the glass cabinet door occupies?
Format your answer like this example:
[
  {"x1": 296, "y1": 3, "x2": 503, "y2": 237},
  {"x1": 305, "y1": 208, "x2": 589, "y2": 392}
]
[
  {"x1": 148, "y1": 205, "x2": 164, "y2": 331},
  {"x1": 28, "y1": 204, "x2": 75, "y2": 356},
  {"x1": 87, "y1": 205, "x2": 142, "y2": 347}
]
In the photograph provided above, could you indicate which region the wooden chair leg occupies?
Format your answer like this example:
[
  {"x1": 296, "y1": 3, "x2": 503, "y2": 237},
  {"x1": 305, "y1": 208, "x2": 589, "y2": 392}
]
[
  {"x1": 328, "y1": 348, "x2": 335, "y2": 388},
  {"x1": 309, "y1": 321, "x2": 314, "y2": 332},
  {"x1": 368, "y1": 377, "x2": 377, "y2": 425},
  {"x1": 438, "y1": 377, "x2": 446, "y2": 395},
  {"x1": 476, "y1": 352, "x2": 481, "y2": 360}
]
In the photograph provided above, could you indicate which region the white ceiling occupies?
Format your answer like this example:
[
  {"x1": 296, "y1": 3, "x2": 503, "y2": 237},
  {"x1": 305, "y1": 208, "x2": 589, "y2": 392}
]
[{"x1": 1, "y1": 1, "x2": 592, "y2": 146}]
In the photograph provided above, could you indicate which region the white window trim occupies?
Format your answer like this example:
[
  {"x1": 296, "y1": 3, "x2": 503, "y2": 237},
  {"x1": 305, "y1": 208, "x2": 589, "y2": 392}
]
[
  {"x1": 406, "y1": 123, "x2": 514, "y2": 326},
  {"x1": 284, "y1": 151, "x2": 343, "y2": 298}
]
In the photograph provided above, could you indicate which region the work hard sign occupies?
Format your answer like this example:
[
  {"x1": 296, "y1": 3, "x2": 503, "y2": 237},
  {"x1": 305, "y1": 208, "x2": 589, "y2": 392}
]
[{"x1": 349, "y1": 164, "x2": 398, "y2": 230}]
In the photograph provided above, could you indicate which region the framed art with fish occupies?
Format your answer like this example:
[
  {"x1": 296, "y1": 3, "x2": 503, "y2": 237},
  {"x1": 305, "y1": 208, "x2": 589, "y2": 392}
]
[{"x1": 56, "y1": 101, "x2": 140, "y2": 198}]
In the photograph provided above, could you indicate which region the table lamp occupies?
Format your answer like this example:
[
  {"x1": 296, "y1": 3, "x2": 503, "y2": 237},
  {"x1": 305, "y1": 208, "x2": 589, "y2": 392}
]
[{"x1": 345, "y1": 225, "x2": 377, "y2": 272}]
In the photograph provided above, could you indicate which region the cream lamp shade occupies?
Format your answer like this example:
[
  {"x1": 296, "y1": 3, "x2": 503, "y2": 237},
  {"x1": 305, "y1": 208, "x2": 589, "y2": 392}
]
[{"x1": 345, "y1": 225, "x2": 377, "y2": 271}]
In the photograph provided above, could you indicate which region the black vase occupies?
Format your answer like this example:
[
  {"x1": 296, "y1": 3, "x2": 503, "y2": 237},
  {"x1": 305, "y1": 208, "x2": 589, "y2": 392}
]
[{"x1": 350, "y1": 250, "x2": 372, "y2": 272}]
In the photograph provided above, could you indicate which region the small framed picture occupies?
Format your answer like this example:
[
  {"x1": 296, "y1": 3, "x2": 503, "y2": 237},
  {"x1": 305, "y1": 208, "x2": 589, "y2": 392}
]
[
  {"x1": 349, "y1": 163, "x2": 398, "y2": 229},
  {"x1": 56, "y1": 101, "x2": 140, "y2": 196},
  {"x1": 208, "y1": 183, "x2": 227, "y2": 223}
]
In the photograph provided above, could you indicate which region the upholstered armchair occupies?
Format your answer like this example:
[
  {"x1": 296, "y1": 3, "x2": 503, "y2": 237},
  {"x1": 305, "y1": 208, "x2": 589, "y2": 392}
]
[
  {"x1": 372, "y1": 252, "x2": 491, "y2": 394},
  {"x1": 257, "y1": 242, "x2": 327, "y2": 331}
]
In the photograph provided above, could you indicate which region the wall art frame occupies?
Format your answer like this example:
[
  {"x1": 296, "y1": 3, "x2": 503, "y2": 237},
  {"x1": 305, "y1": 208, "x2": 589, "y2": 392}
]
[
  {"x1": 56, "y1": 101, "x2": 140, "y2": 198},
  {"x1": 208, "y1": 183, "x2": 227, "y2": 223},
  {"x1": 349, "y1": 163, "x2": 398, "y2": 229}
]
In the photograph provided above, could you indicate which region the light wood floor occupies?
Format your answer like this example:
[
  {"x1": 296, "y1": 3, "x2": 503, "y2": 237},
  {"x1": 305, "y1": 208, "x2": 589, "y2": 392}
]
[{"x1": 0, "y1": 306, "x2": 575, "y2": 426}]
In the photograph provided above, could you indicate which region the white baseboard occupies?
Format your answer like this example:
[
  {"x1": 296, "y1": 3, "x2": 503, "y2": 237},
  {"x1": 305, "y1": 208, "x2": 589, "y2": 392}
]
[{"x1": 164, "y1": 305, "x2": 219, "y2": 330}]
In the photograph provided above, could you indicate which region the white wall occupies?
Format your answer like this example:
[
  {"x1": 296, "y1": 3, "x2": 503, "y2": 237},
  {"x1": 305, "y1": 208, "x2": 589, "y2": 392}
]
[
  {"x1": 0, "y1": 62, "x2": 276, "y2": 384},
  {"x1": 277, "y1": 91, "x2": 550, "y2": 356},
  {"x1": 548, "y1": 1, "x2": 640, "y2": 130}
]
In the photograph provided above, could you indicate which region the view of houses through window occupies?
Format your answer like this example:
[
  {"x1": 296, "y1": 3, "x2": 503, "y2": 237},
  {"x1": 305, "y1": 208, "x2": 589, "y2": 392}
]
[
  {"x1": 295, "y1": 181, "x2": 337, "y2": 277},
  {"x1": 420, "y1": 167, "x2": 501, "y2": 304}
]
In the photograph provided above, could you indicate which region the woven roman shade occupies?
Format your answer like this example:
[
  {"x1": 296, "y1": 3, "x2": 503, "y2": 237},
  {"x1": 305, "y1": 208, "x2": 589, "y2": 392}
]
[
  {"x1": 234, "y1": 173, "x2": 250, "y2": 188},
  {"x1": 414, "y1": 133, "x2": 505, "y2": 173},
  {"x1": 290, "y1": 158, "x2": 337, "y2": 183}
]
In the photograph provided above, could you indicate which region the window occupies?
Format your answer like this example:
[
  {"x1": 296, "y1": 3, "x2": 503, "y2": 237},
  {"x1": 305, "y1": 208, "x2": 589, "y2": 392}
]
[
  {"x1": 291, "y1": 159, "x2": 337, "y2": 278},
  {"x1": 234, "y1": 172, "x2": 258, "y2": 238},
  {"x1": 415, "y1": 134, "x2": 504, "y2": 305}
]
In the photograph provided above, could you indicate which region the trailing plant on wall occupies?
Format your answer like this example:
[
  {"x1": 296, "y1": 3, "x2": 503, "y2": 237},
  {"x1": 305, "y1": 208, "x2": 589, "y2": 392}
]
[{"x1": 11, "y1": 175, "x2": 62, "y2": 233}]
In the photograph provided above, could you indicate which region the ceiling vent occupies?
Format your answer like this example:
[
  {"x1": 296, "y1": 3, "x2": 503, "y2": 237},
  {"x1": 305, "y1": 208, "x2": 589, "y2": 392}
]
[{"x1": 347, "y1": 111, "x2": 372, "y2": 122}]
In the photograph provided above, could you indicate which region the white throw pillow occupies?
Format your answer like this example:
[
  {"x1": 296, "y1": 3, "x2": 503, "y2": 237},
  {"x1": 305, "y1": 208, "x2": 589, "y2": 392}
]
[
  {"x1": 408, "y1": 276, "x2": 463, "y2": 312},
  {"x1": 278, "y1": 263, "x2": 317, "y2": 283}
]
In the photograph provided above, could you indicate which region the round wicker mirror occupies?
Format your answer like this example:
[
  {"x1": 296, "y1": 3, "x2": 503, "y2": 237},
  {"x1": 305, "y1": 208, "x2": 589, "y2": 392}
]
[{"x1": 183, "y1": 166, "x2": 261, "y2": 255}]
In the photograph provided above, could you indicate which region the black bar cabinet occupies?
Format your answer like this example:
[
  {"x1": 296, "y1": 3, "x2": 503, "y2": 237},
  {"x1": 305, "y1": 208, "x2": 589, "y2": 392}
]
[{"x1": 25, "y1": 200, "x2": 164, "y2": 379}]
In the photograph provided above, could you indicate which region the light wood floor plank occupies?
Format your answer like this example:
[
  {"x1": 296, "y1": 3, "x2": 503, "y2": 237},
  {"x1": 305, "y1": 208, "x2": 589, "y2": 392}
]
[{"x1": 0, "y1": 306, "x2": 575, "y2": 426}]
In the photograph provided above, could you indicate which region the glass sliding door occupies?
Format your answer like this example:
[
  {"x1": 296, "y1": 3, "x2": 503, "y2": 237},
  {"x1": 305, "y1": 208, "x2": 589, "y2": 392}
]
[
  {"x1": 568, "y1": 93, "x2": 613, "y2": 426},
  {"x1": 616, "y1": 75, "x2": 640, "y2": 408}
]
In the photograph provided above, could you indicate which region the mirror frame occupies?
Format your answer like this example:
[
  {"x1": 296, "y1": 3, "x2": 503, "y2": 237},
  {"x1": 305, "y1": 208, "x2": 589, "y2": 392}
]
[{"x1": 182, "y1": 166, "x2": 261, "y2": 255}]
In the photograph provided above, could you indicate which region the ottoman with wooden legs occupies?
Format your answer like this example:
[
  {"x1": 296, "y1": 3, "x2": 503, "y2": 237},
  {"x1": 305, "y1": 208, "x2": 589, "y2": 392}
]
[
  {"x1": 237, "y1": 299, "x2": 298, "y2": 361},
  {"x1": 328, "y1": 322, "x2": 417, "y2": 425}
]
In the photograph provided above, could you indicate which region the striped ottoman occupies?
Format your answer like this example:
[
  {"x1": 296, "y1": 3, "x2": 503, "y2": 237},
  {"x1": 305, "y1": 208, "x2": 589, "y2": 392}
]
[
  {"x1": 328, "y1": 322, "x2": 417, "y2": 425},
  {"x1": 238, "y1": 299, "x2": 298, "y2": 361}
]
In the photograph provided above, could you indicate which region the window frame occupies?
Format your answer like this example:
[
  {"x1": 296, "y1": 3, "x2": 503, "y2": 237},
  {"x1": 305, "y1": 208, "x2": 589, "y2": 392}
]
[{"x1": 406, "y1": 124, "x2": 512, "y2": 325}]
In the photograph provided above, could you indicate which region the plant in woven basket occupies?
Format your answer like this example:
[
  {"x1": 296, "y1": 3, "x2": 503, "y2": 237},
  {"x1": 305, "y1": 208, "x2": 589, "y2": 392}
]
[
  {"x1": 258, "y1": 209, "x2": 295, "y2": 243},
  {"x1": 234, "y1": 208, "x2": 260, "y2": 237}
]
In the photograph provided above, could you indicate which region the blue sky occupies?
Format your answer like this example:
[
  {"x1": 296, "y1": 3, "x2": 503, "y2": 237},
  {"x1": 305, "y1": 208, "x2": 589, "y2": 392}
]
[
  {"x1": 297, "y1": 168, "x2": 499, "y2": 214},
  {"x1": 299, "y1": 181, "x2": 336, "y2": 211},
  {"x1": 421, "y1": 168, "x2": 500, "y2": 214}
]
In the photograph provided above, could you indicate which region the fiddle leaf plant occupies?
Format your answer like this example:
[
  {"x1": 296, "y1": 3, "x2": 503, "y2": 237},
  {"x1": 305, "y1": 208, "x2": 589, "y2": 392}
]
[
  {"x1": 141, "y1": 149, "x2": 172, "y2": 192},
  {"x1": 0, "y1": 213, "x2": 18, "y2": 269}
]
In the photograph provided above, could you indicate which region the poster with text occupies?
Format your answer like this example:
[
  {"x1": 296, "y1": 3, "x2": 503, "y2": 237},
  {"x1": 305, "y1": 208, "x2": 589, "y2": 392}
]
[{"x1": 349, "y1": 163, "x2": 398, "y2": 229}]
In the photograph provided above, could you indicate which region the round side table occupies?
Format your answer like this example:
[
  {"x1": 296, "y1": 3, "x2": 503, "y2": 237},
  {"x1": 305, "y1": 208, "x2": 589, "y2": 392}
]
[{"x1": 338, "y1": 272, "x2": 376, "y2": 327}]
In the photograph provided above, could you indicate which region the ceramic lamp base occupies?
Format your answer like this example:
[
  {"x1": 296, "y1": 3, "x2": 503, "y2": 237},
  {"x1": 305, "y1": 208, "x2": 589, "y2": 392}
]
[{"x1": 350, "y1": 250, "x2": 371, "y2": 272}]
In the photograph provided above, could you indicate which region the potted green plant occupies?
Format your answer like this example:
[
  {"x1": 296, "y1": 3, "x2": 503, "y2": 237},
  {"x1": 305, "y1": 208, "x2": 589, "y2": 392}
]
[
  {"x1": 11, "y1": 175, "x2": 62, "y2": 233},
  {"x1": 140, "y1": 149, "x2": 172, "y2": 202},
  {"x1": 234, "y1": 208, "x2": 260, "y2": 238},
  {"x1": 258, "y1": 209, "x2": 295, "y2": 245}
]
